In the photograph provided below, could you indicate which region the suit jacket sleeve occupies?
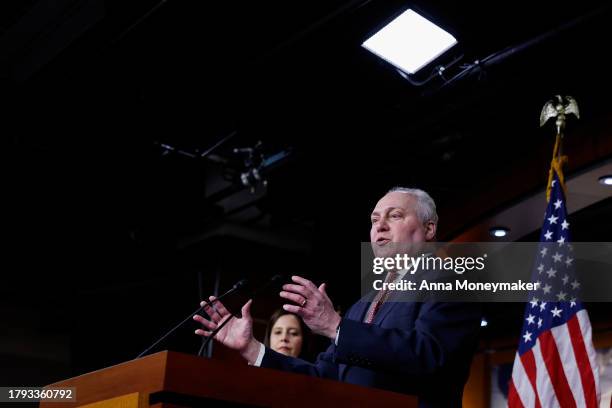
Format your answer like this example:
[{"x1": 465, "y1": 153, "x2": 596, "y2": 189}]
[
  {"x1": 334, "y1": 301, "x2": 481, "y2": 376},
  {"x1": 260, "y1": 342, "x2": 339, "y2": 380}
]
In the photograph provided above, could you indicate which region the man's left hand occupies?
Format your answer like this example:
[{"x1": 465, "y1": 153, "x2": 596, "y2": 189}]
[{"x1": 280, "y1": 275, "x2": 342, "y2": 339}]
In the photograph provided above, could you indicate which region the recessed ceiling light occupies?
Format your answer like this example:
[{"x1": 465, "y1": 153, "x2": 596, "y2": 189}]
[
  {"x1": 598, "y1": 175, "x2": 612, "y2": 186},
  {"x1": 490, "y1": 227, "x2": 509, "y2": 238}
]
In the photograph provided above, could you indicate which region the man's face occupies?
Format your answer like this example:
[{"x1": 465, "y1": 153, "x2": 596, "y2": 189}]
[{"x1": 370, "y1": 192, "x2": 436, "y2": 258}]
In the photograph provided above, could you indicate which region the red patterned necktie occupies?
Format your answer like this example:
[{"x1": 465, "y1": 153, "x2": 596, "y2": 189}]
[{"x1": 364, "y1": 271, "x2": 399, "y2": 324}]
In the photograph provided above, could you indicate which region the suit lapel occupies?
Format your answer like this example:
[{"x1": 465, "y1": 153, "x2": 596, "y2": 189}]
[
  {"x1": 372, "y1": 297, "x2": 397, "y2": 325},
  {"x1": 350, "y1": 296, "x2": 372, "y2": 323},
  {"x1": 368, "y1": 274, "x2": 406, "y2": 325}
]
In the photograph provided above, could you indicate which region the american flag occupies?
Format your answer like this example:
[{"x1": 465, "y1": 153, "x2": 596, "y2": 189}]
[{"x1": 508, "y1": 169, "x2": 600, "y2": 407}]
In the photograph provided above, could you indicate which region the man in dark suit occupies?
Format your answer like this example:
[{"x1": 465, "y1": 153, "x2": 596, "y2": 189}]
[{"x1": 194, "y1": 187, "x2": 482, "y2": 407}]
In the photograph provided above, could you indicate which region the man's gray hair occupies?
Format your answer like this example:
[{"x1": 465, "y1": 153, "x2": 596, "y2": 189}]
[{"x1": 387, "y1": 187, "x2": 439, "y2": 226}]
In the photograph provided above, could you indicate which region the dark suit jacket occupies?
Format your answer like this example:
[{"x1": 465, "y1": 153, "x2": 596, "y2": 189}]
[{"x1": 260, "y1": 296, "x2": 482, "y2": 408}]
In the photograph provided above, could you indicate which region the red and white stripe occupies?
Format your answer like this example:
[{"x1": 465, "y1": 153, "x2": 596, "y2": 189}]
[{"x1": 508, "y1": 310, "x2": 600, "y2": 408}]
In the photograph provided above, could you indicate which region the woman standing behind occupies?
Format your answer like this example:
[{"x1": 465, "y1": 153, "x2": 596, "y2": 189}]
[{"x1": 264, "y1": 309, "x2": 308, "y2": 358}]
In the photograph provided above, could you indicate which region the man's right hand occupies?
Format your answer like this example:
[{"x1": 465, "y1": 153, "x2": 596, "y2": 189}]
[{"x1": 193, "y1": 297, "x2": 262, "y2": 364}]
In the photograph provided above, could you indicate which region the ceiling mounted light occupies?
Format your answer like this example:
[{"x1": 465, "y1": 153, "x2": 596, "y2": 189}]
[{"x1": 362, "y1": 9, "x2": 457, "y2": 75}]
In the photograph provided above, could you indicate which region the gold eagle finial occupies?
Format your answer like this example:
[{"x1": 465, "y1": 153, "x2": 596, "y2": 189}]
[{"x1": 539, "y1": 95, "x2": 580, "y2": 136}]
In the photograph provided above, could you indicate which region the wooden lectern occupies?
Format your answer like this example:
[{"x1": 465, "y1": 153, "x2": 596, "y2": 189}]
[{"x1": 40, "y1": 351, "x2": 417, "y2": 407}]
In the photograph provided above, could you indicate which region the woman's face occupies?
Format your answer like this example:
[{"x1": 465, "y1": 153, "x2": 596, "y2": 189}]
[{"x1": 270, "y1": 314, "x2": 303, "y2": 357}]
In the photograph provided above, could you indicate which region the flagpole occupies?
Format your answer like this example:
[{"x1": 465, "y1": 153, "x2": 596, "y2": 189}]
[{"x1": 539, "y1": 95, "x2": 579, "y2": 202}]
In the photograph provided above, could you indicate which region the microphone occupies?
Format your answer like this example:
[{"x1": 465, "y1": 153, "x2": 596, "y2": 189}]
[
  {"x1": 196, "y1": 274, "x2": 287, "y2": 357},
  {"x1": 215, "y1": 279, "x2": 249, "y2": 303},
  {"x1": 136, "y1": 279, "x2": 249, "y2": 359}
]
